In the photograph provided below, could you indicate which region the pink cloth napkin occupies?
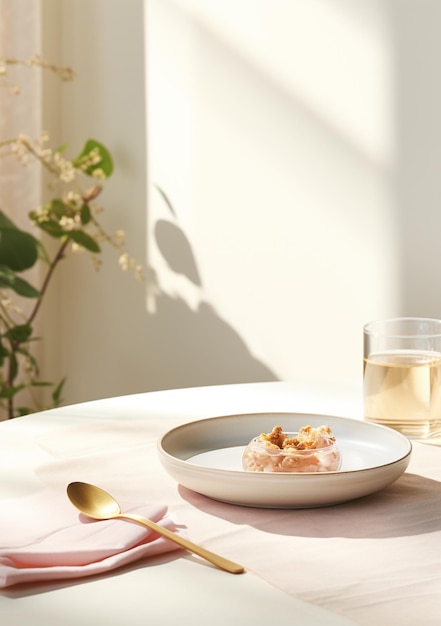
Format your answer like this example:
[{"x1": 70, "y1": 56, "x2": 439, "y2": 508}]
[{"x1": 0, "y1": 489, "x2": 182, "y2": 588}]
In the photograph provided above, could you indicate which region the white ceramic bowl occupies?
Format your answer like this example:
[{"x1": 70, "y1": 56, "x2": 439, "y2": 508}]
[{"x1": 157, "y1": 412, "x2": 412, "y2": 508}]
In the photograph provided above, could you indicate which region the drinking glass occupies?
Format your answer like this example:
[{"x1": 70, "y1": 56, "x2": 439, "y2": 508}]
[{"x1": 363, "y1": 317, "x2": 441, "y2": 439}]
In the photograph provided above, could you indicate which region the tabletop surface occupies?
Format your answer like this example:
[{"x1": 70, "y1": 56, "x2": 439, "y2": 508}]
[{"x1": 1, "y1": 381, "x2": 440, "y2": 626}]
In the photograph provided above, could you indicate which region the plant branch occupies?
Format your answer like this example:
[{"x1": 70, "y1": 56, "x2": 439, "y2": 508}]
[
  {"x1": 26, "y1": 238, "x2": 70, "y2": 327},
  {"x1": 4, "y1": 239, "x2": 69, "y2": 418}
]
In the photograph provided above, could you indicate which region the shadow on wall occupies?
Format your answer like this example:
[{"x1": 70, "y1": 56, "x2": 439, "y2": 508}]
[{"x1": 146, "y1": 187, "x2": 278, "y2": 390}]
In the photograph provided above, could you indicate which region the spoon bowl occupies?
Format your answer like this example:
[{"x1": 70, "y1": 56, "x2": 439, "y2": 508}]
[
  {"x1": 67, "y1": 481, "x2": 244, "y2": 574},
  {"x1": 67, "y1": 482, "x2": 122, "y2": 519}
]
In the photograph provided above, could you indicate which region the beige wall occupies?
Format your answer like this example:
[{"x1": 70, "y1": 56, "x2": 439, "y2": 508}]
[{"x1": 40, "y1": 0, "x2": 441, "y2": 406}]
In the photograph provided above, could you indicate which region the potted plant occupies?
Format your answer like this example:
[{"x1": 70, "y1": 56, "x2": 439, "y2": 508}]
[{"x1": 0, "y1": 55, "x2": 141, "y2": 419}]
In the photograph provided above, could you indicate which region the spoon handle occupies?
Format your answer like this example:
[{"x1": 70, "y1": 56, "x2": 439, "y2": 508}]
[{"x1": 118, "y1": 512, "x2": 245, "y2": 574}]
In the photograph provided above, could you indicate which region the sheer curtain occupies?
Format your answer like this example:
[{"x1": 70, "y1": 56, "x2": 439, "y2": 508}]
[
  {"x1": 0, "y1": 0, "x2": 44, "y2": 413},
  {"x1": 0, "y1": 0, "x2": 42, "y2": 230}
]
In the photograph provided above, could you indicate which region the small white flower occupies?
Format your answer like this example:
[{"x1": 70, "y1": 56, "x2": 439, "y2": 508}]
[
  {"x1": 63, "y1": 191, "x2": 82, "y2": 207},
  {"x1": 53, "y1": 152, "x2": 76, "y2": 182},
  {"x1": 38, "y1": 130, "x2": 49, "y2": 145},
  {"x1": 59, "y1": 216, "x2": 76, "y2": 230},
  {"x1": 114, "y1": 230, "x2": 125, "y2": 247},
  {"x1": 91, "y1": 168, "x2": 106, "y2": 180},
  {"x1": 119, "y1": 252, "x2": 130, "y2": 271}
]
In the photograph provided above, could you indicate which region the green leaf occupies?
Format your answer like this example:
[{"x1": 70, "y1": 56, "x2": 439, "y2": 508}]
[
  {"x1": 15, "y1": 407, "x2": 33, "y2": 417},
  {"x1": 0, "y1": 384, "x2": 25, "y2": 399},
  {"x1": 34, "y1": 219, "x2": 66, "y2": 238},
  {"x1": 74, "y1": 139, "x2": 113, "y2": 178},
  {"x1": 28, "y1": 211, "x2": 61, "y2": 252},
  {"x1": 10, "y1": 276, "x2": 41, "y2": 298},
  {"x1": 0, "y1": 340, "x2": 8, "y2": 366},
  {"x1": 80, "y1": 203, "x2": 91, "y2": 225},
  {"x1": 67, "y1": 230, "x2": 100, "y2": 253},
  {"x1": 55, "y1": 142, "x2": 69, "y2": 154},
  {"x1": 36, "y1": 239, "x2": 51, "y2": 264},
  {"x1": 52, "y1": 377, "x2": 66, "y2": 405},
  {"x1": 0, "y1": 265, "x2": 15, "y2": 287},
  {"x1": 0, "y1": 212, "x2": 40, "y2": 271},
  {"x1": 0, "y1": 265, "x2": 41, "y2": 298},
  {"x1": 6, "y1": 324, "x2": 33, "y2": 343},
  {"x1": 48, "y1": 199, "x2": 70, "y2": 220},
  {"x1": 0, "y1": 211, "x2": 18, "y2": 229}
]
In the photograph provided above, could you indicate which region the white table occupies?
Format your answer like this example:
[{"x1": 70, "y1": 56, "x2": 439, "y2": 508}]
[{"x1": 1, "y1": 381, "x2": 440, "y2": 625}]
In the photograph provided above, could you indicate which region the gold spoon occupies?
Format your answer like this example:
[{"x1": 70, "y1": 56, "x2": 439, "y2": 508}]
[{"x1": 67, "y1": 481, "x2": 245, "y2": 574}]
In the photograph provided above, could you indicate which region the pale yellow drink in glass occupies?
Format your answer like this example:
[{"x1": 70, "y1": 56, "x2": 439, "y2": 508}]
[
  {"x1": 363, "y1": 350, "x2": 441, "y2": 438},
  {"x1": 363, "y1": 318, "x2": 441, "y2": 439}
]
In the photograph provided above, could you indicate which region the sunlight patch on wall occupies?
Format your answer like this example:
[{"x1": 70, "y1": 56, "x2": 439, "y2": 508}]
[{"x1": 170, "y1": 0, "x2": 395, "y2": 169}]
